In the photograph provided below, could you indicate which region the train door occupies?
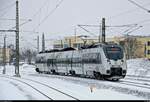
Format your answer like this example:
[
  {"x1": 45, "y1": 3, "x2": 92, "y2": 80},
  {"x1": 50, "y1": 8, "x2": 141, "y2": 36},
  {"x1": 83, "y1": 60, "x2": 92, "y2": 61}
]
[{"x1": 47, "y1": 59, "x2": 53, "y2": 73}]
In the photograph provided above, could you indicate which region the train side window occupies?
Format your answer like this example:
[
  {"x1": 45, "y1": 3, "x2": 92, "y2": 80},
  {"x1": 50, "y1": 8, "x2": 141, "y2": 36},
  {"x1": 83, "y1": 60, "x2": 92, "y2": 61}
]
[
  {"x1": 82, "y1": 53, "x2": 101, "y2": 64},
  {"x1": 36, "y1": 58, "x2": 40, "y2": 63},
  {"x1": 47, "y1": 59, "x2": 51, "y2": 66}
]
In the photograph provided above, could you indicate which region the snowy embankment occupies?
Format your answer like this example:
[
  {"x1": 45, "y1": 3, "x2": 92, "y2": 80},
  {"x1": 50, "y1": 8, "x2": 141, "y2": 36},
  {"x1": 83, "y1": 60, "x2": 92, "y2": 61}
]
[
  {"x1": 127, "y1": 58, "x2": 150, "y2": 77},
  {"x1": 0, "y1": 64, "x2": 143, "y2": 100},
  {"x1": 0, "y1": 58, "x2": 150, "y2": 100}
]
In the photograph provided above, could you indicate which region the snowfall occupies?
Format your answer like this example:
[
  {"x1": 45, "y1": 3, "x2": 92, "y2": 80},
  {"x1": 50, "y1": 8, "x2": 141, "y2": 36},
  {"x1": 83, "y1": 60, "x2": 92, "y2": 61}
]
[{"x1": 0, "y1": 58, "x2": 150, "y2": 100}]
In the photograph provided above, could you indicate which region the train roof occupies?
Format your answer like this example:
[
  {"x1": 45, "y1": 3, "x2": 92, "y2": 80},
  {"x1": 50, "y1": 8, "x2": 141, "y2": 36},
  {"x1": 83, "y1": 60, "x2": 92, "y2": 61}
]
[
  {"x1": 38, "y1": 47, "x2": 76, "y2": 54},
  {"x1": 61, "y1": 47, "x2": 76, "y2": 51},
  {"x1": 79, "y1": 44, "x2": 99, "y2": 50},
  {"x1": 38, "y1": 42, "x2": 120, "y2": 54},
  {"x1": 79, "y1": 42, "x2": 118, "y2": 49},
  {"x1": 39, "y1": 49, "x2": 60, "y2": 54}
]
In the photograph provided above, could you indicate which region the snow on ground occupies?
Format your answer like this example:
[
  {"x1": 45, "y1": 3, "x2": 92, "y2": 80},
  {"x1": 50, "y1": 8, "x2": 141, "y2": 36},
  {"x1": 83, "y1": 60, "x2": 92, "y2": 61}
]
[
  {"x1": 0, "y1": 58, "x2": 149, "y2": 100},
  {"x1": 25, "y1": 74, "x2": 145, "y2": 100},
  {"x1": 127, "y1": 58, "x2": 150, "y2": 77}
]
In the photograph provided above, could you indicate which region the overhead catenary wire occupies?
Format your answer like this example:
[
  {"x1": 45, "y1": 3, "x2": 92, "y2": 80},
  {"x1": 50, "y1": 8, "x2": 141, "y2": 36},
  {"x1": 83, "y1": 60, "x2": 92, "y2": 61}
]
[
  {"x1": 10, "y1": 0, "x2": 50, "y2": 30},
  {"x1": 77, "y1": 25, "x2": 97, "y2": 37},
  {"x1": 10, "y1": 19, "x2": 32, "y2": 30},
  {"x1": 0, "y1": 2, "x2": 15, "y2": 14},
  {"x1": 0, "y1": 18, "x2": 31, "y2": 21},
  {"x1": 128, "y1": 0, "x2": 150, "y2": 13},
  {"x1": 127, "y1": 26, "x2": 143, "y2": 34},
  {"x1": 0, "y1": 2, "x2": 16, "y2": 18},
  {"x1": 108, "y1": 1, "x2": 150, "y2": 20},
  {"x1": 6, "y1": 0, "x2": 50, "y2": 33},
  {"x1": 123, "y1": 25, "x2": 138, "y2": 33},
  {"x1": 77, "y1": 23, "x2": 140, "y2": 38},
  {"x1": 20, "y1": 38, "x2": 38, "y2": 50},
  {"x1": 31, "y1": 0, "x2": 50, "y2": 19},
  {"x1": 11, "y1": 0, "x2": 63, "y2": 38},
  {"x1": 78, "y1": 24, "x2": 138, "y2": 28},
  {"x1": 33, "y1": 0, "x2": 64, "y2": 32}
]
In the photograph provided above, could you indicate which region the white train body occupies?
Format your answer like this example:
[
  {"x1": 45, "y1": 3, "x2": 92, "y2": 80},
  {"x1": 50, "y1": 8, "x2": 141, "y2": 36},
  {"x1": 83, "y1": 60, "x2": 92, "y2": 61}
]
[{"x1": 35, "y1": 43, "x2": 127, "y2": 80}]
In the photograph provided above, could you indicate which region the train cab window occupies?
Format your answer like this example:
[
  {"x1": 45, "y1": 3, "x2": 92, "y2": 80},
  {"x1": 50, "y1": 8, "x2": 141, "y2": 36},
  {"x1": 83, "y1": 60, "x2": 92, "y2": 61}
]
[{"x1": 104, "y1": 46, "x2": 123, "y2": 60}]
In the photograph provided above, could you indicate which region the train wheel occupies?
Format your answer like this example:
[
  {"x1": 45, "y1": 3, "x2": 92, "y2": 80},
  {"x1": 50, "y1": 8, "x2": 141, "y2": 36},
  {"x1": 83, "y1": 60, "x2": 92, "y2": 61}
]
[
  {"x1": 69, "y1": 70, "x2": 76, "y2": 76},
  {"x1": 93, "y1": 71, "x2": 100, "y2": 79},
  {"x1": 93, "y1": 71, "x2": 103, "y2": 80},
  {"x1": 35, "y1": 68, "x2": 39, "y2": 72},
  {"x1": 47, "y1": 72, "x2": 51, "y2": 74},
  {"x1": 51, "y1": 69, "x2": 56, "y2": 74},
  {"x1": 72, "y1": 71, "x2": 76, "y2": 76}
]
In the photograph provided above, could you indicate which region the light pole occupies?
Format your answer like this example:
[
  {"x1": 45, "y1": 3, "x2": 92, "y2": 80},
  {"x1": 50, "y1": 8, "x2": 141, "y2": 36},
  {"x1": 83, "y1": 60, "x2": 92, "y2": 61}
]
[{"x1": 128, "y1": 0, "x2": 150, "y2": 14}]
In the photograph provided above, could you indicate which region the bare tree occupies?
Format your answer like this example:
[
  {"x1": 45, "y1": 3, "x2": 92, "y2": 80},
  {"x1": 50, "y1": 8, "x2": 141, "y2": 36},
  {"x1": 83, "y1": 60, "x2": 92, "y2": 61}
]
[
  {"x1": 119, "y1": 36, "x2": 142, "y2": 59},
  {"x1": 20, "y1": 49, "x2": 37, "y2": 64}
]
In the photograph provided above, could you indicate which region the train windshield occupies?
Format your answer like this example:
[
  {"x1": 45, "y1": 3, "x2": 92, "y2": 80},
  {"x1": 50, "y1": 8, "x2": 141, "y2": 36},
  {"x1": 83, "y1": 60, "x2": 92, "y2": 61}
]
[{"x1": 104, "y1": 46, "x2": 123, "y2": 60}]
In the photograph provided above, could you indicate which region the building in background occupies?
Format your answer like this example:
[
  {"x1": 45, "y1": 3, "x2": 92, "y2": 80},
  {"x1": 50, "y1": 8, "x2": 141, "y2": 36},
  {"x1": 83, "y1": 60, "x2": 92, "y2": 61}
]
[
  {"x1": 110, "y1": 35, "x2": 150, "y2": 59},
  {"x1": 53, "y1": 36, "x2": 113, "y2": 49},
  {"x1": 52, "y1": 35, "x2": 150, "y2": 59},
  {"x1": 144, "y1": 38, "x2": 150, "y2": 60},
  {"x1": 0, "y1": 48, "x2": 12, "y2": 64}
]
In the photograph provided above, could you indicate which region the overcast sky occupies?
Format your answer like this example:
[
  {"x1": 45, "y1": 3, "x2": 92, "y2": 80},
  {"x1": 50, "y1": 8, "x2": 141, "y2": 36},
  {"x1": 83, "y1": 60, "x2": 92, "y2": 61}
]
[{"x1": 0, "y1": 0, "x2": 150, "y2": 51}]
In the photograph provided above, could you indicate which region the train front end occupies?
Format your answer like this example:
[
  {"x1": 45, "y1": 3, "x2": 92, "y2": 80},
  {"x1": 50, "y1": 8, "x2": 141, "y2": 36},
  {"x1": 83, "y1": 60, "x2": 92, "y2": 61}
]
[{"x1": 103, "y1": 44, "x2": 127, "y2": 80}]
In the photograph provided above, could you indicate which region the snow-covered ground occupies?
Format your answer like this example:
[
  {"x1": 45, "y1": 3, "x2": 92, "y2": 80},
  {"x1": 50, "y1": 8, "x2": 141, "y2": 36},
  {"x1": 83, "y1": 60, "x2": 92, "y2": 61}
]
[
  {"x1": 127, "y1": 58, "x2": 150, "y2": 77},
  {"x1": 0, "y1": 58, "x2": 149, "y2": 100}
]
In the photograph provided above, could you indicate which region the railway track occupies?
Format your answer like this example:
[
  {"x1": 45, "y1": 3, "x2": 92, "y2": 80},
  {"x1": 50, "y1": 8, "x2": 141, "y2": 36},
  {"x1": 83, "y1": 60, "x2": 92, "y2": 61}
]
[
  {"x1": 118, "y1": 80, "x2": 150, "y2": 89},
  {"x1": 20, "y1": 77, "x2": 79, "y2": 100},
  {"x1": 0, "y1": 75, "x2": 52, "y2": 100},
  {"x1": 115, "y1": 75, "x2": 150, "y2": 90},
  {"x1": 30, "y1": 72, "x2": 150, "y2": 87},
  {"x1": 36, "y1": 73, "x2": 150, "y2": 90},
  {"x1": 0, "y1": 75, "x2": 79, "y2": 100},
  {"x1": 127, "y1": 75, "x2": 150, "y2": 79},
  {"x1": 126, "y1": 75, "x2": 150, "y2": 82},
  {"x1": 14, "y1": 73, "x2": 150, "y2": 99}
]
